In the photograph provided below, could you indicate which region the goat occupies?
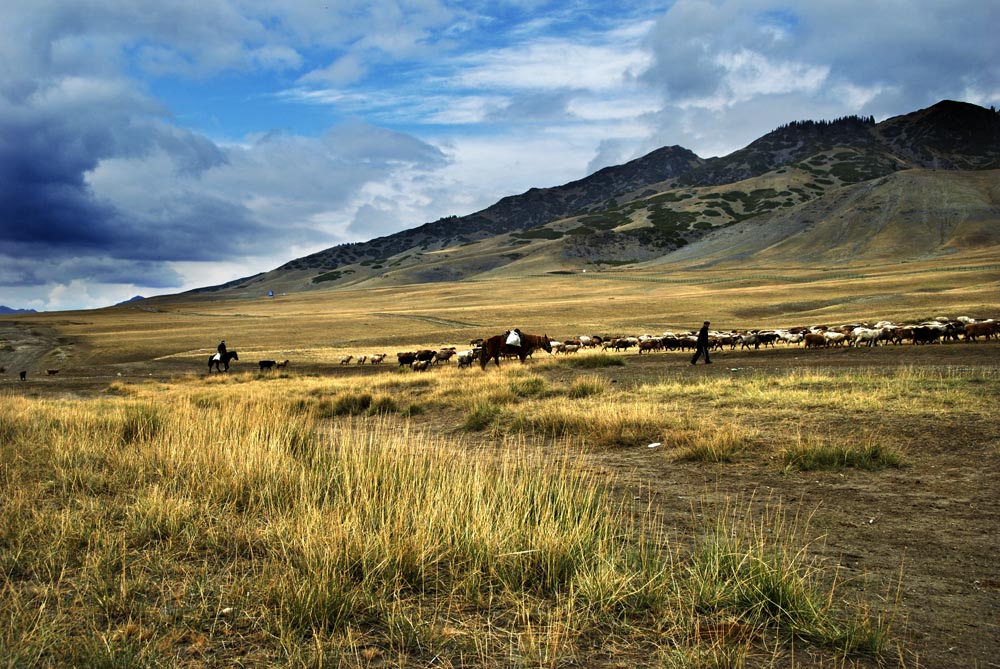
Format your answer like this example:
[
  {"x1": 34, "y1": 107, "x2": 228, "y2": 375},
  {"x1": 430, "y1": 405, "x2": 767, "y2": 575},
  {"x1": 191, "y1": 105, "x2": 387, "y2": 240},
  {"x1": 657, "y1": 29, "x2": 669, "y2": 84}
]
[
  {"x1": 456, "y1": 349, "x2": 478, "y2": 368},
  {"x1": 637, "y1": 338, "x2": 662, "y2": 354},
  {"x1": 433, "y1": 348, "x2": 456, "y2": 364}
]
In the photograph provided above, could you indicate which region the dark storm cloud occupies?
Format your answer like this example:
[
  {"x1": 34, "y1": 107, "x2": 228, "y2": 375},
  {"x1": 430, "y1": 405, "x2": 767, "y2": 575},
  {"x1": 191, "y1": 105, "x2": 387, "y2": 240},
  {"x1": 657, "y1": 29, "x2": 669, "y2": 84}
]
[
  {"x1": 0, "y1": 1, "x2": 449, "y2": 301},
  {"x1": 0, "y1": 72, "x2": 237, "y2": 278},
  {"x1": 0, "y1": 254, "x2": 184, "y2": 289}
]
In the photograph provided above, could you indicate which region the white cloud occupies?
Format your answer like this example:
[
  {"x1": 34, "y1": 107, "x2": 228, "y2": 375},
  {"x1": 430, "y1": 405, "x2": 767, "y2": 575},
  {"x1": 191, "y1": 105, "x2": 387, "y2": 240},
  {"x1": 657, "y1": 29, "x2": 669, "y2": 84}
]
[{"x1": 455, "y1": 39, "x2": 652, "y2": 92}]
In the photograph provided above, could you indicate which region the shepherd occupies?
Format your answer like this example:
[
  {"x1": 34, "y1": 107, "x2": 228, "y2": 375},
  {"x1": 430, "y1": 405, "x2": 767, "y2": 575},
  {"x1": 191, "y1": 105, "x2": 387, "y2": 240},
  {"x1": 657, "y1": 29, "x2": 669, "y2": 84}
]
[{"x1": 691, "y1": 321, "x2": 712, "y2": 365}]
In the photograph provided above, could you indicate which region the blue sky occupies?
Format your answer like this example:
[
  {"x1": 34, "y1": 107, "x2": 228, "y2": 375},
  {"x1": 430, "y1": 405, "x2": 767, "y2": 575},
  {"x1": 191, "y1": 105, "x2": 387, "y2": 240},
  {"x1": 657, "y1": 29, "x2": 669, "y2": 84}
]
[{"x1": 1, "y1": 0, "x2": 998, "y2": 311}]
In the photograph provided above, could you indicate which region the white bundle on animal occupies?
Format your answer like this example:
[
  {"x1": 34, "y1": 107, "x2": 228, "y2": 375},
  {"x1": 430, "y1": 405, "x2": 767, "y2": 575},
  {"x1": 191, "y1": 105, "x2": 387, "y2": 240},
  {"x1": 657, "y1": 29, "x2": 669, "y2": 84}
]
[{"x1": 506, "y1": 330, "x2": 521, "y2": 347}]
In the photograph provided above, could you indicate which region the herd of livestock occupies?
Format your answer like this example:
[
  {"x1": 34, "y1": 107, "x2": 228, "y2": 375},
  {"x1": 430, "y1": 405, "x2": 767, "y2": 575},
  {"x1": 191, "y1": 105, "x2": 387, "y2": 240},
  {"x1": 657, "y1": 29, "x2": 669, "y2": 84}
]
[{"x1": 330, "y1": 315, "x2": 998, "y2": 372}]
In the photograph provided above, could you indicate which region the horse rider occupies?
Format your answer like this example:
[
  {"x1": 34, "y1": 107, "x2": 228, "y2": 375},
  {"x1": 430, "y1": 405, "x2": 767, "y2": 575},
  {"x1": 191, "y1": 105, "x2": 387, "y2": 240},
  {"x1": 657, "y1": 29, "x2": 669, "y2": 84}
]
[{"x1": 215, "y1": 339, "x2": 227, "y2": 361}]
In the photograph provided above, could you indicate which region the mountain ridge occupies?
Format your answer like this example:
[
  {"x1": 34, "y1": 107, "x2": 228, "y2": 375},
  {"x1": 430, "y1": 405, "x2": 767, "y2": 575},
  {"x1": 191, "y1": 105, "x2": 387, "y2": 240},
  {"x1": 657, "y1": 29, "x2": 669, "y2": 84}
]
[{"x1": 189, "y1": 100, "x2": 1000, "y2": 297}]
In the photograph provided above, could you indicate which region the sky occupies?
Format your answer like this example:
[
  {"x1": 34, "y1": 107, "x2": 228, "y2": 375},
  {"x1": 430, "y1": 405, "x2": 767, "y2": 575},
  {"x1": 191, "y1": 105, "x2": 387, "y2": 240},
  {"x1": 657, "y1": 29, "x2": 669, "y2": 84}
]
[{"x1": 1, "y1": 1, "x2": 997, "y2": 312}]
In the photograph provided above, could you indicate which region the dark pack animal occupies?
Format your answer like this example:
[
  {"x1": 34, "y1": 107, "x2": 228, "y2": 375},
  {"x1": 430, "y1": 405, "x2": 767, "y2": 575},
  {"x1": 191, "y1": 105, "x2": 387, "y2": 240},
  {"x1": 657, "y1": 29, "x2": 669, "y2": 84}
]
[
  {"x1": 208, "y1": 350, "x2": 239, "y2": 373},
  {"x1": 258, "y1": 360, "x2": 276, "y2": 371},
  {"x1": 479, "y1": 331, "x2": 552, "y2": 369},
  {"x1": 19, "y1": 371, "x2": 27, "y2": 381}
]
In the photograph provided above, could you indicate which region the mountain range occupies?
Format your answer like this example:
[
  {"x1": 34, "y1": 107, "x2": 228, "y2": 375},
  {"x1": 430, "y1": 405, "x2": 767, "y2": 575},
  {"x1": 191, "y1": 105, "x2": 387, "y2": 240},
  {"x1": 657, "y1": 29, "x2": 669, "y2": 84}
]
[{"x1": 192, "y1": 100, "x2": 1000, "y2": 297}]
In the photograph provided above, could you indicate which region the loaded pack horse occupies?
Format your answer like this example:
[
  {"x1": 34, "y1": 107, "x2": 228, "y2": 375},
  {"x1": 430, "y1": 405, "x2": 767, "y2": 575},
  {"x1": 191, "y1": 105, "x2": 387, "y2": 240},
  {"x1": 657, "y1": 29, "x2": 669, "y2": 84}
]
[
  {"x1": 208, "y1": 350, "x2": 239, "y2": 373},
  {"x1": 479, "y1": 330, "x2": 552, "y2": 369}
]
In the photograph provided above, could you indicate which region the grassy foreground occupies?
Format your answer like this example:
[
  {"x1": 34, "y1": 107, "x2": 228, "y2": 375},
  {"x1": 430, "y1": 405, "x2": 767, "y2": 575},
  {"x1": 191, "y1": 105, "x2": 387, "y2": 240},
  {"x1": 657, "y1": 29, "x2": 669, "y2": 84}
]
[{"x1": 2, "y1": 361, "x2": 963, "y2": 668}]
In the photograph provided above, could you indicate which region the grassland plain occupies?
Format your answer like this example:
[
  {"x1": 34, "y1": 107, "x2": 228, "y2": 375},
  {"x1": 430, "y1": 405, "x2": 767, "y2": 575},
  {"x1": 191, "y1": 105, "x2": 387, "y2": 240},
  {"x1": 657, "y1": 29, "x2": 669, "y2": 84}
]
[{"x1": 1, "y1": 263, "x2": 999, "y2": 668}]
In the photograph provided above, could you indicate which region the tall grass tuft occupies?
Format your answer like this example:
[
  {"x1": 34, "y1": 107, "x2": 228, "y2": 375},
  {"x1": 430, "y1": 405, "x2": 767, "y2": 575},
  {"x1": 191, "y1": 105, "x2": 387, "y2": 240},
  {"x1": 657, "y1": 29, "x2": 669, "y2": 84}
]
[
  {"x1": 566, "y1": 374, "x2": 609, "y2": 399},
  {"x1": 115, "y1": 402, "x2": 164, "y2": 445},
  {"x1": 508, "y1": 375, "x2": 551, "y2": 398},
  {"x1": 461, "y1": 400, "x2": 505, "y2": 431},
  {"x1": 782, "y1": 438, "x2": 904, "y2": 471},
  {"x1": 674, "y1": 424, "x2": 757, "y2": 463},
  {"x1": 560, "y1": 353, "x2": 625, "y2": 369},
  {"x1": 685, "y1": 497, "x2": 894, "y2": 657}
]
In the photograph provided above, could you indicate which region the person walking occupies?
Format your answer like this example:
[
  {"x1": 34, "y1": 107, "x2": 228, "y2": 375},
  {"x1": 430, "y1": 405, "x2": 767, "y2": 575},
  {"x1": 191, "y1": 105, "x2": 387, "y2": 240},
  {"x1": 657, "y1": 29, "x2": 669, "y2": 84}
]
[{"x1": 691, "y1": 321, "x2": 712, "y2": 365}]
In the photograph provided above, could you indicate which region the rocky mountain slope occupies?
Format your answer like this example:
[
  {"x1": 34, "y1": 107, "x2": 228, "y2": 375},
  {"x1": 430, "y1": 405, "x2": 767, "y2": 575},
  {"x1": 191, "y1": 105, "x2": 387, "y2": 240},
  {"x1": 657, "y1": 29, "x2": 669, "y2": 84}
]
[{"x1": 192, "y1": 100, "x2": 1000, "y2": 296}]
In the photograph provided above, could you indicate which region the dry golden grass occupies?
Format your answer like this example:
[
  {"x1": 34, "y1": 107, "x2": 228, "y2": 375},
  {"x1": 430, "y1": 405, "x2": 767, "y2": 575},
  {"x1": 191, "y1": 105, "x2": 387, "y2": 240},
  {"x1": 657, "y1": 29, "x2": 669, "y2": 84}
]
[{"x1": 4, "y1": 362, "x2": 957, "y2": 666}]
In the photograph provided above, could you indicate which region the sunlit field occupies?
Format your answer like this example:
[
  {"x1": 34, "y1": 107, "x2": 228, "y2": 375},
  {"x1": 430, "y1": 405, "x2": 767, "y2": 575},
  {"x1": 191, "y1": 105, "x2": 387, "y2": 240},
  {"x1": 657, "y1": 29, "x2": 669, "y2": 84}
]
[
  {"x1": 11, "y1": 257, "x2": 1000, "y2": 368},
  {"x1": 4, "y1": 359, "x2": 1000, "y2": 666},
  {"x1": 2, "y1": 262, "x2": 999, "y2": 667}
]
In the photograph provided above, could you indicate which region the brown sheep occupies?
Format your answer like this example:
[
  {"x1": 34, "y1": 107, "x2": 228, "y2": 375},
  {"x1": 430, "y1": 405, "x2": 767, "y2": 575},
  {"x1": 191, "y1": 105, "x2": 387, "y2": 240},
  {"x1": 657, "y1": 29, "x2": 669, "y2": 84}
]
[{"x1": 803, "y1": 333, "x2": 827, "y2": 349}]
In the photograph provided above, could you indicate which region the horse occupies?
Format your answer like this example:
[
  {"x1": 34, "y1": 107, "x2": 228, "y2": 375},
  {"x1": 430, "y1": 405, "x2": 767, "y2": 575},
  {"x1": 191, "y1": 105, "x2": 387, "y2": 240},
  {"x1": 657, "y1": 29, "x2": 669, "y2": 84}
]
[
  {"x1": 208, "y1": 350, "x2": 238, "y2": 373},
  {"x1": 479, "y1": 331, "x2": 552, "y2": 369}
]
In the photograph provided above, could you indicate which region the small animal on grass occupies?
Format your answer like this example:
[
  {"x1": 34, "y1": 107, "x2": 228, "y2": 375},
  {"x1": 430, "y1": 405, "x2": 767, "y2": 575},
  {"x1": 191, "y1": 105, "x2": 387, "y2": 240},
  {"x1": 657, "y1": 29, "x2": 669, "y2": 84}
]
[
  {"x1": 208, "y1": 350, "x2": 239, "y2": 373},
  {"x1": 339, "y1": 355, "x2": 353, "y2": 365},
  {"x1": 46, "y1": 369, "x2": 60, "y2": 375},
  {"x1": 19, "y1": 371, "x2": 27, "y2": 381},
  {"x1": 258, "y1": 360, "x2": 276, "y2": 371},
  {"x1": 276, "y1": 360, "x2": 289, "y2": 369}
]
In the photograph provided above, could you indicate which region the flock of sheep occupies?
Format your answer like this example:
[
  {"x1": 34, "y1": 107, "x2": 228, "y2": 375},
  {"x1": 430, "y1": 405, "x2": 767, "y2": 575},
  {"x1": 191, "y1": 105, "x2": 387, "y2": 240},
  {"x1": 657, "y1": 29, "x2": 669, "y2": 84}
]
[
  {"x1": 328, "y1": 315, "x2": 998, "y2": 373},
  {"x1": 339, "y1": 347, "x2": 478, "y2": 371},
  {"x1": 578, "y1": 316, "x2": 998, "y2": 354}
]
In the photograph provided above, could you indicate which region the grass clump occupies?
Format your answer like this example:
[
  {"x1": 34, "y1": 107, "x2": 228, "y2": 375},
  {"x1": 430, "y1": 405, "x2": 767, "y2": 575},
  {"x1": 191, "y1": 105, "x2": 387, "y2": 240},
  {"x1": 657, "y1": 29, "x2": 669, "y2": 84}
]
[
  {"x1": 566, "y1": 374, "x2": 609, "y2": 399},
  {"x1": 562, "y1": 353, "x2": 624, "y2": 369},
  {"x1": 782, "y1": 440, "x2": 904, "y2": 471},
  {"x1": 674, "y1": 424, "x2": 756, "y2": 463},
  {"x1": 508, "y1": 401, "x2": 666, "y2": 447},
  {"x1": 508, "y1": 375, "x2": 550, "y2": 398},
  {"x1": 461, "y1": 400, "x2": 505, "y2": 431},
  {"x1": 687, "y1": 497, "x2": 894, "y2": 656},
  {"x1": 315, "y1": 392, "x2": 401, "y2": 418}
]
